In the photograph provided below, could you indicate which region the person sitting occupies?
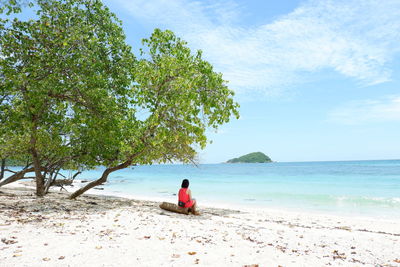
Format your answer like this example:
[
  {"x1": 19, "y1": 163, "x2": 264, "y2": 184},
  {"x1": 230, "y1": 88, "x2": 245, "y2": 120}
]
[{"x1": 178, "y1": 179, "x2": 199, "y2": 215}]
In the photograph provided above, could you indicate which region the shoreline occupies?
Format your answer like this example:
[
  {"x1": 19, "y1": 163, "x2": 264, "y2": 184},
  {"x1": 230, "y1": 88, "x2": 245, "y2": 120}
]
[
  {"x1": 5, "y1": 179, "x2": 400, "y2": 223},
  {"x1": 64, "y1": 179, "x2": 400, "y2": 222},
  {"x1": 3, "y1": 162, "x2": 400, "y2": 222},
  {"x1": 1, "y1": 185, "x2": 399, "y2": 266}
]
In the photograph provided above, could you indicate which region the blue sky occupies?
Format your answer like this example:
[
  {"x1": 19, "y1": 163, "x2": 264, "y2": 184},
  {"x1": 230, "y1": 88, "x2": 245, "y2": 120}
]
[
  {"x1": 106, "y1": 0, "x2": 400, "y2": 163},
  {"x1": 13, "y1": 0, "x2": 400, "y2": 163}
]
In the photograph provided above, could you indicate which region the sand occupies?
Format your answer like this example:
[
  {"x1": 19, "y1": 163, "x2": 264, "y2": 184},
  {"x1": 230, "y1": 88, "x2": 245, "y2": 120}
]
[{"x1": 0, "y1": 184, "x2": 399, "y2": 267}]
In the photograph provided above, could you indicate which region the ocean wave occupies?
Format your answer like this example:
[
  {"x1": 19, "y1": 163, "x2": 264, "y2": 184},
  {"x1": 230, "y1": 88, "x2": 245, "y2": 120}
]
[
  {"x1": 334, "y1": 196, "x2": 400, "y2": 206},
  {"x1": 253, "y1": 192, "x2": 400, "y2": 208}
]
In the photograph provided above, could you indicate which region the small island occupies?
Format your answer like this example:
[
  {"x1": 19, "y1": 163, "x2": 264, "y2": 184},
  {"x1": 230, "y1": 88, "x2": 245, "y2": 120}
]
[{"x1": 227, "y1": 152, "x2": 272, "y2": 163}]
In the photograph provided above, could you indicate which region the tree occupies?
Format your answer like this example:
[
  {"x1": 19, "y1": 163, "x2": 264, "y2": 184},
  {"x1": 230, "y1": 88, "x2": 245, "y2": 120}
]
[
  {"x1": 0, "y1": 0, "x2": 239, "y2": 199},
  {"x1": 69, "y1": 29, "x2": 239, "y2": 199},
  {"x1": 0, "y1": 0, "x2": 135, "y2": 196}
]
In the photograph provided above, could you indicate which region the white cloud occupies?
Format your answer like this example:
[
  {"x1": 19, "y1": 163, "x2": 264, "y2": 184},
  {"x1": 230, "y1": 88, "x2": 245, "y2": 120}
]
[
  {"x1": 329, "y1": 96, "x2": 400, "y2": 124},
  {"x1": 114, "y1": 0, "x2": 400, "y2": 96}
]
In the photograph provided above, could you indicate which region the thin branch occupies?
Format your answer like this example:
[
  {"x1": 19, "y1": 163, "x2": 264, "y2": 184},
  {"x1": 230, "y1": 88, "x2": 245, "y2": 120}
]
[{"x1": 4, "y1": 168, "x2": 18, "y2": 174}]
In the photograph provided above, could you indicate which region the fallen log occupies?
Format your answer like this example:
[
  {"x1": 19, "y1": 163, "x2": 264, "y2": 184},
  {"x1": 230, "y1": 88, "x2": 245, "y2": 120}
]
[
  {"x1": 52, "y1": 179, "x2": 73, "y2": 186},
  {"x1": 159, "y1": 202, "x2": 189, "y2": 215}
]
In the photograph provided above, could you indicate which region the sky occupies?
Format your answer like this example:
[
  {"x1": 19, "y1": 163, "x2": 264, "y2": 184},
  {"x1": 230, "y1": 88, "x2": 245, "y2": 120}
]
[
  {"x1": 12, "y1": 0, "x2": 400, "y2": 163},
  {"x1": 102, "y1": 0, "x2": 400, "y2": 163}
]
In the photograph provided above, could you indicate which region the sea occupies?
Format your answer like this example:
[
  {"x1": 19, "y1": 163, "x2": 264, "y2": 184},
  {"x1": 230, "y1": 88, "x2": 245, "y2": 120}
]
[
  {"x1": 67, "y1": 159, "x2": 400, "y2": 219},
  {"x1": 5, "y1": 160, "x2": 400, "y2": 218}
]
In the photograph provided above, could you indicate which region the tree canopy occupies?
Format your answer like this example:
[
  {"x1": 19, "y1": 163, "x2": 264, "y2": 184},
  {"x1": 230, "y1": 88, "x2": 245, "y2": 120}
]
[
  {"x1": 69, "y1": 28, "x2": 239, "y2": 199},
  {"x1": 0, "y1": 0, "x2": 135, "y2": 195},
  {"x1": 0, "y1": 0, "x2": 239, "y2": 198}
]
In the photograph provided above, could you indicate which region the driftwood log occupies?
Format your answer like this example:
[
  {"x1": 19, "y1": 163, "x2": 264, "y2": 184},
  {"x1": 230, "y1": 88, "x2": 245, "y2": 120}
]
[
  {"x1": 52, "y1": 179, "x2": 73, "y2": 186},
  {"x1": 159, "y1": 202, "x2": 189, "y2": 215}
]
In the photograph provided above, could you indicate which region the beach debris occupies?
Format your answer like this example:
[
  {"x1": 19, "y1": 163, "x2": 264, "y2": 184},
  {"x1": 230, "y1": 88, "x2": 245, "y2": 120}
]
[
  {"x1": 195, "y1": 258, "x2": 200, "y2": 264},
  {"x1": 13, "y1": 254, "x2": 22, "y2": 257},
  {"x1": 58, "y1": 256, "x2": 65, "y2": 260},
  {"x1": 276, "y1": 245, "x2": 286, "y2": 253},
  {"x1": 394, "y1": 259, "x2": 400, "y2": 263},
  {"x1": 332, "y1": 250, "x2": 346, "y2": 260},
  {"x1": 172, "y1": 254, "x2": 180, "y2": 258},
  {"x1": 99, "y1": 229, "x2": 113, "y2": 237},
  {"x1": 188, "y1": 251, "x2": 197, "y2": 255},
  {"x1": 243, "y1": 264, "x2": 259, "y2": 267},
  {"x1": 244, "y1": 236, "x2": 256, "y2": 242},
  {"x1": 95, "y1": 246, "x2": 102, "y2": 249},
  {"x1": 42, "y1": 257, "x2": 51, "y2": 261},
  {"x1": 350, "y1": 258, "x2": 363, "y2": 264},
  {"x1": 335, "y1": 226, "x2": 351, "y2": 231},
  {"x1": 144, "y1": 236, "x2": 151, "y2": 239},
  {"x1": 159, "y1": 202, "x2": 189, "y2": 215},
  {"x1": 1, "y1": 238, "x2": 17, "y2": 245}
]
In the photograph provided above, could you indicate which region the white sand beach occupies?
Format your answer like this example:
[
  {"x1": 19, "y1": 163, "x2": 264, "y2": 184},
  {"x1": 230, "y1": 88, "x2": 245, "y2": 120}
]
[{"x1": 0, "y1": 184, "x2": 399, "y2": 267}]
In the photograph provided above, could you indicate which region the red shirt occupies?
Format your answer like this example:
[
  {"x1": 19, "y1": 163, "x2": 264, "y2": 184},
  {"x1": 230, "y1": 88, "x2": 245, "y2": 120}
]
[{"x1": 178, "y1": 188, "x2": 194, "y2": 208}]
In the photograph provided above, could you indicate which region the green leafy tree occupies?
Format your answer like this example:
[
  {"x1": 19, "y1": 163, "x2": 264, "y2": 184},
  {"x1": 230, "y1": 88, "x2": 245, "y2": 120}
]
[
  {"x1": 69, "y1": 29, "x2": 239, "y2": 199},
  {"x1": 1, "y1": 0, "x2": 239, "y2": 198},
  {"x1": 0, "y1": 0, "x2": 135, "y2": 195}
]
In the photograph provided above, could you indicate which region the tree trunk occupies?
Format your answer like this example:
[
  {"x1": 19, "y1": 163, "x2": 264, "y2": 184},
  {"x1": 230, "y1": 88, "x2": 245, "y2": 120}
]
[
  {"x1": 31, "y1": 150, "x2": 44, "y2": 196},
  {"x1": 0, "y1": 167, "x2": 38, "y2": 187},
  {"x1": 44, "y1": 168, "x2": 60, "y2": 194},
  {"x1": 0, "y1": 158, "x2": 5, "y2": 181},
  {"x1": 30, "y1": 130, "x2": 45, "y2": 197},
  {"x1": 69, "y1": 160, "x2": 133, "y2": 199}
]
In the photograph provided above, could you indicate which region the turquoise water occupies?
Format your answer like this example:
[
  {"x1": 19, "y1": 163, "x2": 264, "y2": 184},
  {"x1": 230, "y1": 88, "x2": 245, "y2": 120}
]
[
  {"x1": 72, "y1": 160, "x2": 400, "y2": 218},
  {"x1": 5, "y1": 160, "x2": 400, "y2": 218}
]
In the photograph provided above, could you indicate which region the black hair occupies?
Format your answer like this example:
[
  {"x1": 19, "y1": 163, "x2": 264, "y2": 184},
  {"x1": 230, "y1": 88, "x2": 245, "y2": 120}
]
[{"x1": 181, "y1": 179, "x2": 189, "y2": 188}]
